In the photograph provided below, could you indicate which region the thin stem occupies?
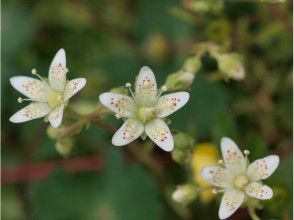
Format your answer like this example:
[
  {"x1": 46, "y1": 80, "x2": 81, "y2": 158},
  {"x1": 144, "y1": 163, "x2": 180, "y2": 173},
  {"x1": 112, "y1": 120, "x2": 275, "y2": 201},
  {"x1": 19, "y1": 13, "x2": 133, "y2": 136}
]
[{"x1": 248, "y1": 203, "x2": 261, "y2": 220}]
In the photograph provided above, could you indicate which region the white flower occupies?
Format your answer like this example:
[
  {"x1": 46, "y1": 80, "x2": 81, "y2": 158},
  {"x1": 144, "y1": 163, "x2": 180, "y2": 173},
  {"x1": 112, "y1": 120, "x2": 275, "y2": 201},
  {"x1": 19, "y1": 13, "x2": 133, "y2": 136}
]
[
  {"x1": 201, "y1": 137, "x2": 279, "y2": 219},
  {"x1": 99, "y1": 66, "x2": 190, "y2": 151},
  {"x1": 9, "y1": 49, "x2": 86, "y2": 128}
]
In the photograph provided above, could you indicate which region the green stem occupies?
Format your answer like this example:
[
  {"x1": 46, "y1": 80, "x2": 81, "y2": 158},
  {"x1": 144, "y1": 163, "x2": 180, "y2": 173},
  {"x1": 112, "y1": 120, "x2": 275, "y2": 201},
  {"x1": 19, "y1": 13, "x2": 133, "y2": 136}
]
[{"x1": 248, "y1": 203, "x2": 261, "y2": 220}]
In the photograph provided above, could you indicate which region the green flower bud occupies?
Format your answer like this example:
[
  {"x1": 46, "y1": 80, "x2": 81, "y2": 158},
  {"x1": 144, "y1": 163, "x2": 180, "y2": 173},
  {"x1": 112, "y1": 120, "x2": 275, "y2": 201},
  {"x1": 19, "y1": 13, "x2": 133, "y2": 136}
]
[
  {"x1": 216, "y1": 53, "x2": 245, "y2": 80},
  {"x1": 183, "y1": 57, "x2": 202, "y2": 73},
  {"x1": 110, "y1": 86, "x2": 129, "y2": 95},
  {"x1": 70, "y1": 101, "x2": 97, "y2": 115},
  {"x1": 55, "y1": 138, "x2": 74, "y2": 157},
  {"x1": 174, "y1": 132, "x2": 194, "y2": 149},
  {"x1": 172, "y1": 184, "x2": 197, "y2": 206},
  {"x1": 47, "y1": 126, "x2": 60, "y2": 139},
  {"x1": 172, "y1": 133, "x2": 194, "y2": 164}
]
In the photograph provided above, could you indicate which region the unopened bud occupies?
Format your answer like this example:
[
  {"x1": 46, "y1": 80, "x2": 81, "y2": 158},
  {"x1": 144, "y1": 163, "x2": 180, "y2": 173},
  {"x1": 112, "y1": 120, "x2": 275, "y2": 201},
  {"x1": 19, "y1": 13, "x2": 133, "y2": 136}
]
[
  {"x1": 172, "y1": 133, "x2": 194, "y2": 164},
  {"x1": 216, "y1": 53, "x2": 245, "y2": 80},
  {"x1": 172, "y1": 184, "x2": 197, "y2": 205},
  {"x1": 183, "y1": 57, "x2": 202, "y2": 73},
  {"x1": 110, "y1": 86, "x2": 129, "y2": 95},
  {"x1": 55, "y1": 138, "x2": 74, "y2": 157}
]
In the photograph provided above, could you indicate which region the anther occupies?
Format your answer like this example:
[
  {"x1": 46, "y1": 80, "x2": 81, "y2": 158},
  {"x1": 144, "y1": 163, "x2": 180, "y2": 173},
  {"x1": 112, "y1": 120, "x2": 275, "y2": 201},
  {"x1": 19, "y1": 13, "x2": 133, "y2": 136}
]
[
  {"x1": 125, "y1": 83, "x2": 131, "y2": 88},
  {"x1": 115, "y1": 114, "x2": 121, "y2": 119},
  {"x1": 218, "y1": 159, "x2": 224, "y2": 165},
  {"x1": 212, "y1": 188, "x2": 218, "y2": 194},
  {"x1": 244, "y1": 150, "x2": 250, "y2": 155},
  {"x1": 31, "y1": 68, "x2": 37, "y2": 75},
  {"x1": 161, "y1": 85, "x2": 168, "y2": 92},
  {"x1": 18, "y1": 97, "x2": 23, "y2": 103}
]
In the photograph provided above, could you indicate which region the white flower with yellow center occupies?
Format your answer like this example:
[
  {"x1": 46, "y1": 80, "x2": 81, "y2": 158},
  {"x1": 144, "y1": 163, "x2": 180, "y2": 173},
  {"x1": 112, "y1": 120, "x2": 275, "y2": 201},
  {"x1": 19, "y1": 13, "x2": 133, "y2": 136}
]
[
  {"x1": 99, "y1": 66, "x2": 190, "y2": 151},
  {"x1": 201, "y1": 137, "x2": 279, "y2": 219},
  {"x1": 9, "y1": 49, "x2": 86, "y2": 128}
]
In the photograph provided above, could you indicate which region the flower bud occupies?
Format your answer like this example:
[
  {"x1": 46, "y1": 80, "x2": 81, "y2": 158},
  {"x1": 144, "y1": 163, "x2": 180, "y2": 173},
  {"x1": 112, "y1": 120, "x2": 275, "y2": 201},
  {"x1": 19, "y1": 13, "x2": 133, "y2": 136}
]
[
  {"x1": 47, "y1": 126, "x2": 60, "y2": 139},
  {"x1": 55, "y1": 138, "x2": 74, "y2": 157},
  {"x1": 172, "y1": 184, "x2": 197, "y2": 205},
  {"x1": 172, "y1": 133, "x2": 194, "y2": 164},
  {"x1": 183, "y1": 57, "x2": 202, "y2": 73},
  {"x1": 216, "y1": 53, "x2": 245, "y2": 80},
  {"x1": 110, "y1": 86, "x2": 129, "y2": 95}
]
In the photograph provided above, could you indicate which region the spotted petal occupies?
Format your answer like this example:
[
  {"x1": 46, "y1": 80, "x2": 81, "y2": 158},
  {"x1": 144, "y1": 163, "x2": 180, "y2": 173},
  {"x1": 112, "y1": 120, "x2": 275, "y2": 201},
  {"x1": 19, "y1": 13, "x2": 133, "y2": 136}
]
[
  {"x1": 154, "y1": 92, "x2": 189, "y2": 118},
  {"x1": 201, "y1": 166, "x2": 232, "y2": 188},
  {"x1": 145, "y1": 119, "x2": 174, "y2": 151},
  {"x1": 48, "y1": 48, "x2": 67, "y2": 92},
  {"x1": 63, "y1": 78, "x2": 86, "y2": 101},
  {"x1": 10, "y1": 76, "x2": 49, "y2": 102},
  {"x1": 9, "y1": 102, "x2": 51, "y2": 123},
  {"x1": 221, "y1": 137, "x2": 246, "y2": 173},
  {"x1": 245, "y1": 182, "x2": 273, "y2": 200},
  {"x1": 112, "y1": 119, "x2": 144, "y2": 146},
  {"x1": 99, "y1": 92, "x2": 136, "y2": 118},
  {"x1": 49, "y1": 104, "x2": 64, "y2": 128},
  {"x1": 135, "y1": 66, "x2": 157, "y2": 105},
  {"x1": 247, "y1": 155, "x2": 279, "y2": 181},
  {"x1": 219, "y1": 189, "x2": 245, "y2": 220}
]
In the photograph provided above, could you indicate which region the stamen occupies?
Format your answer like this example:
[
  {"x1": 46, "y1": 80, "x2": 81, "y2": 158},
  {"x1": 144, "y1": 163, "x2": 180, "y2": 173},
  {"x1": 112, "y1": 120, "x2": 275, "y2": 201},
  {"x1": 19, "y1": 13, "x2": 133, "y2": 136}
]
[
  {"x1": 244, "y1": 149, "x2": 250, "y2": 166},
  {"x1": 125, "y1": 82, "x2": 137, "y2": 103},
  {"x1": 218, "y1": 159, "x2": 224, "y2": 165},
  {"x1": 153, "y1": 85, "x2": 168, "y2": 104},
  {"x1": 212, "y1": 188, "x2": 225, "y2": 194},
  {"x1": 18, "y1": 97, "x2": 33, "y2": 103},
  {"x1": 115, "y1": 113, "x2": 121, "y2": 119},
  {"x1": 212, "y1": 188, "x2": 218, "y2": 194},
  {"x1": 31, "y1": 68, "x2": 50, "y2": 86}
]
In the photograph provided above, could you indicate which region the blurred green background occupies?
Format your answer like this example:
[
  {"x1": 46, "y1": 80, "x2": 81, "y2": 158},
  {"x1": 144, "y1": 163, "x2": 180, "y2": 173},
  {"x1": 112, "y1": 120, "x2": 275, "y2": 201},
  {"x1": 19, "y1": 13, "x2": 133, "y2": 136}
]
[{"x1": 1, "y1": 0, "x2": 292, "y2": 220}]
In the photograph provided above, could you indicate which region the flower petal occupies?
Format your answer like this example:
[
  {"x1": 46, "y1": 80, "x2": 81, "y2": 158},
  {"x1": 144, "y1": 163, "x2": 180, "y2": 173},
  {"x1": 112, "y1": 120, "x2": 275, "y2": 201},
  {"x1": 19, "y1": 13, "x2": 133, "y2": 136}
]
[
  {"x1": 201, "y1": 166, "x2": 232, "y2": 188},
  {"x1": 247, "y1": 155, "x2": 279, "y2": 181},
  {"x1": 245, "y1": 182, "x2": 273, "y2": 200},
  {"x1": 145, "y1": 119, "x2": 174, "y2": 151},
  {"x1": 99, "y1": 92, "x2": 136, "y2": 118},
  {"x1": 9, "y1": 102, "x2": 51, "y2": 123},
  {"x1": 112, "y1": 119, "x2": 144, "y2": 146},
  {"x1": 10, "y1": 76, "x2": 49, "y2": 102},
  {"x1": 154, "y1": 92, "x2": 189, "y2": 118},
  {"x1": 63, "y1": 78, "x2": 86, "y2": 101},
  {"x1": 219, "y1": 189, "x2": 245, "y2": 220},
  {"x1": 220, "y1": 137, "x2": 246, "y2": 173},
  {"x1": 49, "y1": 104, "x2": 64, "y2": 128},
  {"x1": 48, "y1": 48, "x2": 67, "y2": 92},
  {"x1": 135, "y1": 66, "x2": 157, "y2": 105}
]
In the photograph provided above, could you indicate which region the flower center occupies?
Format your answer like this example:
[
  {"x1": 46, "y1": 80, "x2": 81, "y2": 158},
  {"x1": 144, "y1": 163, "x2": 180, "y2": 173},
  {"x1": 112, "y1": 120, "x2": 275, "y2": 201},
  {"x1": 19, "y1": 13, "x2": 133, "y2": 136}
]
[
  {"x1": 234, "y1": 175, "x2": 249, "y2": 190},
  {"x1": 136, "y1": 107, "x2": 154, "y2": 123},
  {"x1": 48, "y1": 90, "x2": 63, "y2": 108}
]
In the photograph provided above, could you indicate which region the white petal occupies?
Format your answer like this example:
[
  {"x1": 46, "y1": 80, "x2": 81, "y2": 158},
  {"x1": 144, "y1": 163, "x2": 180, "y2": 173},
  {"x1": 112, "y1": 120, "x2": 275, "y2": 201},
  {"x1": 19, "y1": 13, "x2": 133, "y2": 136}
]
[
  {"x1": 99, "y1": 92, "x2": 136, "y2": 118},
  {"x1": 154, "y1": 92, "x2": 190, "y2": 118},
  {"x1": 135, "y1": 66, "x2": 157, "y2": 105},
  {"x1": 9, "y1": 102, "x2": 51, "y2": 123},
  {"x1": 219, "y1": 189, "x2": 245, "y2": 219},
  {"x1": 245, "y1": 182, "x2": 273, "y2": 200},
  {"x1": 112, "y1": 119, "x2": 144, "y2": 146},
  {"x1": 48, "y1": 48, "x2": 67, "y2": 92},
  {"x1": 10, "y1": 76, "x2": 49, "y2": 102},
  {"x1": 221, "y1": 137, "x2": 246, "y2": 173},
  {"x1": 63, "y1": 78, "x2": 86, "y2": 101},
  {"x1": 145, "y1": 119, "x2": 174, "y2": 151},
  {"x1": 247, "y1": 155, "x2": 279, "y2": 181},
  {"x1": 201, "y1": 166, "x2": 232, "y2": 188},
  {"x1": 48, "y1": 104, "x2": 64, "y2": 128}
]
